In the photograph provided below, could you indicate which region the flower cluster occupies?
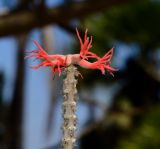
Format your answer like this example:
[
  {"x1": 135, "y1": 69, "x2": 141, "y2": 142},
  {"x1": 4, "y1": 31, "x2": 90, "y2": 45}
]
[{"x1": 25, "y1": 29, "x2": 116, "y2": 76}]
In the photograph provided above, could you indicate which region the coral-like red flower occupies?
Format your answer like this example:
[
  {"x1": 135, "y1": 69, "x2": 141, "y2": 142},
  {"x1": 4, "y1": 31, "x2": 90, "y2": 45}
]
[{"x1": 25, "y1": 29, "x2": 116, "y2": 76}]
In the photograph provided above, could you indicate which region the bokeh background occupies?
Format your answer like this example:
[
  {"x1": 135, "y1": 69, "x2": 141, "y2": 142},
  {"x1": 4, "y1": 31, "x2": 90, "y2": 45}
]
[{"x1": 0, "y1": 0, "x2": 160, "y2": 149}]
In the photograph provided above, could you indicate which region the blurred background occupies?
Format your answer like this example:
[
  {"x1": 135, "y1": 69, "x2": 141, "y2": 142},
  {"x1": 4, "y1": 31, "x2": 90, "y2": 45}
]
[{"x1": 0, "y1": 0, "x2": 160, "y2": 149}]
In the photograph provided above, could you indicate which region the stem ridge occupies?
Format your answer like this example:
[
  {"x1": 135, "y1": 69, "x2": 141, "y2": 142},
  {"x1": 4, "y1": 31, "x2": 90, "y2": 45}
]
[{"x1": 62, "y1": 65, "x2": 78, "y2": 149}]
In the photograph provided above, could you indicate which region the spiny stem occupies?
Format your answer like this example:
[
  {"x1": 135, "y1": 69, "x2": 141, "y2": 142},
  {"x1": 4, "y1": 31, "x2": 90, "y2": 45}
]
[{"x1": 62, "y1": 65, "x2": 78, "y2": 149}]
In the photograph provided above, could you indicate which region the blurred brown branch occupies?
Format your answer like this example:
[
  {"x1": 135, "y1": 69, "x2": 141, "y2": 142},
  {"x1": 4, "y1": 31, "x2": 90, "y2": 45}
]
[
  {"x1": 4, "y1": 34, "x2": 28, "y2": 149},
  {"x1": 40, "y1": 26, "x2": 61, "y2": 137},
  {"x1": 0, "y1": 0, "x2": 131, "y2": 37}
]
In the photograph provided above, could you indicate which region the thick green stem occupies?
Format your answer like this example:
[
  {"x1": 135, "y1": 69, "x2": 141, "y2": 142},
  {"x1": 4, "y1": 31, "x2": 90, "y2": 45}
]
[{"x1": 62, "y1": 65, "x2": 78, "y2": 149}]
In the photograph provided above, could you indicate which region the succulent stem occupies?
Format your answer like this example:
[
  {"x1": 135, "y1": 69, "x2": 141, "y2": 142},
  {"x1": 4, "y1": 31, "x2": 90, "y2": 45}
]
[{"x1": 62, "y1": 65, "x2": 78, "y2": 149}]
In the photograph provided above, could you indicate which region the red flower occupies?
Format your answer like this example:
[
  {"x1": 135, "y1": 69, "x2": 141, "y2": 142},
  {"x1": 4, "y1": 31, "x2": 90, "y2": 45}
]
[{"x1": 25, "y1": 29, "x2": 117, "y2": 76}]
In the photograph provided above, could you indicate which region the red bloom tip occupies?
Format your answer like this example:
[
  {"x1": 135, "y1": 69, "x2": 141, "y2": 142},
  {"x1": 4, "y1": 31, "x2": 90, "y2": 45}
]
[
  {"x1": 25, "y1": 29, "x2": 117, "y2": 77},
  {"x1": 76, "y1": 28, "x2": 98, "y2": 60},
  {"x1": 25, "y1": 40, "x2": 66, "y2": 76}
]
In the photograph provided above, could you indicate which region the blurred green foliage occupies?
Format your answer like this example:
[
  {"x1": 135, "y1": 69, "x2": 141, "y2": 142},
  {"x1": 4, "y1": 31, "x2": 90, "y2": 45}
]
[
  {"x1": 79, "y1": 0, "x2": 160, "y2": 149},
  {"x1": 118, "y1": 106, "x2": 160, "y2": 149},
  {"x1": 84, "y1": 0, "x2": 160, "y2": 52}
]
